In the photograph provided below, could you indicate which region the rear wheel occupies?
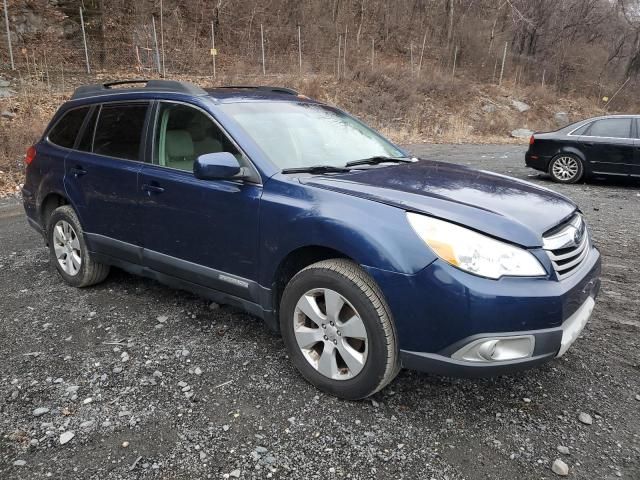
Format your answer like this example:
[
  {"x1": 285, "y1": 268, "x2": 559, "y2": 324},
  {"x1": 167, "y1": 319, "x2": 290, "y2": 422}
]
[
  {"x1": 280, "y1": 259, "x2": 399, "y2": 400},
  {"x1": 47, "y1": 205, "x2": 110, "y2": 287},
  {"x1": 549, "y1": 154, "x2": 584, "y2": 183}
]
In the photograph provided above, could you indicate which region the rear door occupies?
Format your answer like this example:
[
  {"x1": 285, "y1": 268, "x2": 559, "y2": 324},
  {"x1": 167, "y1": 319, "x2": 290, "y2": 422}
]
[
  {"x1": 64, "y1": 101, "x2": 151, "y2": 263},
  {"x1": 579, "y1": 117, "x2": 634, "y2": 176},
  {"x1": 138, "y1": 101, "x2": 262, "y2": 300}
]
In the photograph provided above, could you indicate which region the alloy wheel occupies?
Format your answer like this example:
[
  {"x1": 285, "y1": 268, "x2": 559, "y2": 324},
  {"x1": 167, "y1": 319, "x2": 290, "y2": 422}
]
[
  {"x1": 552, "y1": 156, "x2": 580, "y2": 181},
  {"x1": 293, "y1": 288, "x2": 368, "y2": 380},
  {"x1": 52, "y1": 220, "x2": 82, "y2": 276}
]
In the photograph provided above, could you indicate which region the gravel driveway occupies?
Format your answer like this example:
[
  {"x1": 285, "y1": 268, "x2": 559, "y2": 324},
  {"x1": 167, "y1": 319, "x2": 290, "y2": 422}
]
[{"x1": 1, "y1": 144, "x2": 639, "y2": 479}]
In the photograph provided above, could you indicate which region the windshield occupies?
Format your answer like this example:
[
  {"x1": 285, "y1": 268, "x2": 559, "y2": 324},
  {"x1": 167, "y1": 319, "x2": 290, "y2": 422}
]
[{"x1": 219, "y1": 102, "x2": 404, "y2": 170}]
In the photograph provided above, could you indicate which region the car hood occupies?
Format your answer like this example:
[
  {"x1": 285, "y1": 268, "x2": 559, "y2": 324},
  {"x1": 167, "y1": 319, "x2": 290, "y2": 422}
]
[{"x1": 300, "y1": 160, "x2": 577, "y2": 247}]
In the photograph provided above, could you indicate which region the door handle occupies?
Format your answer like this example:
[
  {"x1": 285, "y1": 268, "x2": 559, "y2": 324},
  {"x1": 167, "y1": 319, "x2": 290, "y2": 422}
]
[
  {"x1": 142, "y1": 183, "x2": 165, "y2": 194},
  {"x1": 70, "y1": 166, "x2": 87, "y2": 177}
]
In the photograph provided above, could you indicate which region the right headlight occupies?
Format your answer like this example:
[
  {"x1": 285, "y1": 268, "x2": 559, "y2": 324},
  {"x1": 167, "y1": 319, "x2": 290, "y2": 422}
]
[{"x1": 407, "y1": 212, "x2": 546, "y2": 279}]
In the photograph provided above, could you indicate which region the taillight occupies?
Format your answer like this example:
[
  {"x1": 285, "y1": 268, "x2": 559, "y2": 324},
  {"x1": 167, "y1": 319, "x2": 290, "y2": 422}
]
[
  {"x1": 25, "y1": 145, "x2": 36, "y2": 165},
  {"x1": 529, "y1": 135, "x2": 535, "y2": 145}
]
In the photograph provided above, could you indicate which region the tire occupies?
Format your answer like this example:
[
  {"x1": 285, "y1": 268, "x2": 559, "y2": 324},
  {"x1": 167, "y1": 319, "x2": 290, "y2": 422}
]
[
  {"x1": 46, "y1": 205, "x2": 110, "y2": 287},
  {"x1": 548, "y1": 154, "x2": 584, "y2": 183},
  {"x1": 279, "y1": 259, "x2": 399, "y2": 400}
]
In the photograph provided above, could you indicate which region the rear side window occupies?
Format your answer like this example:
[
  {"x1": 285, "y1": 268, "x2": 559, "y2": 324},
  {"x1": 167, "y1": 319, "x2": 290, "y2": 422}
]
[
  {"x1": 48, "y1": 107, "x2": 90, "y2": 148},
  {"x1": 586, "y1": 118, "x2": 632, "y2": 138},
  {"x1": 93, "y1": 103, "x2": 148, "y2": 160}
]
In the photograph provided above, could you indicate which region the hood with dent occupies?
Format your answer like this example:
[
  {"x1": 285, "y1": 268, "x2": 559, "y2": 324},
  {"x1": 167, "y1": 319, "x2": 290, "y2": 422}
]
[{"x1": 300, "y1": 160, "x2": 577, "y2": 247}]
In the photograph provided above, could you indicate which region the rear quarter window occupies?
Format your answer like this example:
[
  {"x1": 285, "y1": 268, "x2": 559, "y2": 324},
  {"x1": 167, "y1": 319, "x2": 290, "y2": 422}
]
[
  {"x1": 48, "y1": 107, "x2": 90, "y2": 148},
  {"x1": 569, "y1": 122, "x2": 591, "y2": 136}
]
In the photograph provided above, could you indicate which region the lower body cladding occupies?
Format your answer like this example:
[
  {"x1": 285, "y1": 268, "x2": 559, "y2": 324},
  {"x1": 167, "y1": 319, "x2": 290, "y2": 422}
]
[{"x1": 366, "y1": 247, "x2": 601, "y2": 378}]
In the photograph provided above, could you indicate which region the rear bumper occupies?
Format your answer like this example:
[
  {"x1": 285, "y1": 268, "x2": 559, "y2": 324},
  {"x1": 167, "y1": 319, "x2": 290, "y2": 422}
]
[
  {"x1": 22, "y1": 187, "x2": 44, "y2": 237},
  {"x1": 525, "y1": 151, "x2": 552, "y2": 172}
]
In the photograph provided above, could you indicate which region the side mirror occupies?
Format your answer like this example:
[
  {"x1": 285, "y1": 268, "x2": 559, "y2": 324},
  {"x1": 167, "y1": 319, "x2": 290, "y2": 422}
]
[{"x1": 194, "y1": 152, "x2": 244, "y2": 180}]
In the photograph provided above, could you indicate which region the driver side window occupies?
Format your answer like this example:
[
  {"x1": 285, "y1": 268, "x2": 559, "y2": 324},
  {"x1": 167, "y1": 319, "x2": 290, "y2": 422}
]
[{"x1": 154, "y1": 102, "x2": 240, "y2": 171}]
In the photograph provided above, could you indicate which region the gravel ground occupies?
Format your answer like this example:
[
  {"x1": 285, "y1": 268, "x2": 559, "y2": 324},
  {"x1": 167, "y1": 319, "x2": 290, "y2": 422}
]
[{"x1": 1, "y1": 144, "x2": 639, "y2": 480}]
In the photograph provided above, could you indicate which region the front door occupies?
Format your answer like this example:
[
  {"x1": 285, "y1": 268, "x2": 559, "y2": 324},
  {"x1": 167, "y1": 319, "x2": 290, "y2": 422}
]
[
  {"x1": 139, "y1": 101, "x2": 262, "y2": 300},
  {"x1": 64, "y1": 102, "x2": 151, "y2": 262},
  {"x1": 580, "y1": 117, "x2": 635, "y2": 176}
]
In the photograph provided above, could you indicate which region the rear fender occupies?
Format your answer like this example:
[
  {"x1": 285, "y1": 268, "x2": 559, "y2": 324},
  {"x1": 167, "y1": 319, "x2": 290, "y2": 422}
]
[{"x1": 557, "y1": 146, "x2": 586, "y2": 163}]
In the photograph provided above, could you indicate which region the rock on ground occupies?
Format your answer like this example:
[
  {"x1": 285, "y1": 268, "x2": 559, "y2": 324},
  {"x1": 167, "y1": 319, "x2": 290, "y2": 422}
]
[
  {"x1": 511, "y1": 99, "x2": 531, "y2": 112},
  {"x1": 552, "y1": 458, "x2": 569, "y2": 476},
  {"x1": 32, "y1": 407, "x2": 49, "y2": 417},
  {"x1": 511, "y1": 128, "x2": 534, "y2": 138},
  {"x1": 554, "y1": 111, "x2": 570, "y2": 126},
  {"x1": 578, "y1": 412, "x2": 593, "y2": 425},
  {"x1": 59, "y1": 431, "x2": 75, "y2": 445}
]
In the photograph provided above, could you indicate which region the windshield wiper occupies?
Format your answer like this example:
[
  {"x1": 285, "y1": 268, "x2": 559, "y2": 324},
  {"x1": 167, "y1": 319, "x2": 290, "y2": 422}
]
[
  {"x1": 281, "y1": 165, "x2": 352, "y2": 174},
  {"x1": 345, "y1": 156, "x2": 414, "y2": 167}
]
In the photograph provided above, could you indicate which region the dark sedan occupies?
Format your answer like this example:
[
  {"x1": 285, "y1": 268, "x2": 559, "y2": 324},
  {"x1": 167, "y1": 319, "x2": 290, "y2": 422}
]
[{"x1": 525, "y1": 115, "x2": 639, "y2": 183}]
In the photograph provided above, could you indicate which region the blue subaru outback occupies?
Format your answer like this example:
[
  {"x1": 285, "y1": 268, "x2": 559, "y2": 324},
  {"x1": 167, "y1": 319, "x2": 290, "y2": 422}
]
[{"x1": 22, "y1": 80, "x2": 601, "y2": 399}]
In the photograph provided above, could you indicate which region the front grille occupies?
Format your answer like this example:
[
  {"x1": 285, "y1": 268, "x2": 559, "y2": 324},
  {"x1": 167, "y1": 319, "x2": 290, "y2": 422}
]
[{"x1": 542, "y1": 214, "x2": 590, "y2": 280}]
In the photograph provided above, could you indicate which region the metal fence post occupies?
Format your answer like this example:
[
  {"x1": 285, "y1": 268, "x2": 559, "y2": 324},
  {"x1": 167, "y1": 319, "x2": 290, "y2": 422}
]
[
  {"x1": 498, "y1": 42, "x2": 507, "y2": 86},
  {"x1": 418, "y1": 30, "x2": 427, "y2": 75},
  {"x1": 152, "y1": 16, "x2": 161, "y2": 74},
  {"x1": 452, "y1": 45, "x2": 458, "y2": 79},
  {"x1": 371, "y1": 37, "x2": 374, "y2": 71},
  {"x1": 160, "y1": 0, "x2": 165, "y2": 77},
  {"x1": 410, "y1": 42, "x2": 414, "y2": 75},
  {"x1": 337, "y1": 34, "x2": 342, "y2": 79},
  {"x1": 2, "y1": 0, "x2": 14, "y2": 70},
  {"x1": 298, "y1": 25, "x2": 302, "y2": 75},
  {"x1": 79, "y1": 6, "x2": 91, "y2": 74},
  {"x1": 260, "y1": 24, "x2": 265, "y2": 75},
  {"x1": 211, "y1": 21, "x2": 216, "y2": 79},
  {"x1": 44, "y1": 51, "x2": 50, "y2": 89},
  {"x1": 343, "y1": 25, "x2": 347, "y2": 78}
]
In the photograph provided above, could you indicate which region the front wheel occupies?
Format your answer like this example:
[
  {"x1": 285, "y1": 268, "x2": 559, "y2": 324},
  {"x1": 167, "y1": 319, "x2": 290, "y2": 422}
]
[
  {"x1": 280, "y1": 259, "x2": 399, "y2": 400},
  {"x1": 548, "y1": 154, "x2": 584, "y2": 183},
  {"x1": 47, "y1": 205, "x2": 110, "y2": 287}
]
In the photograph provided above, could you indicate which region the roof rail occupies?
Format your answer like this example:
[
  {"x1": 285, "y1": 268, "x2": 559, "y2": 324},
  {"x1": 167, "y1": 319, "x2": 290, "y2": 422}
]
[
  {"x1": 216, "y1": 85, "x2": 299, "y2": 95},
  {"x1": 70, "y1": 79, "x2": 207, "y2": 100}
]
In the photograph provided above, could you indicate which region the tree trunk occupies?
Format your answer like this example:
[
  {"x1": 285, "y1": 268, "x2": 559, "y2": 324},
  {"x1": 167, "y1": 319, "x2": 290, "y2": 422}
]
[{"x1": 625, "y1": 29, "x2": 640, "y2": 77}]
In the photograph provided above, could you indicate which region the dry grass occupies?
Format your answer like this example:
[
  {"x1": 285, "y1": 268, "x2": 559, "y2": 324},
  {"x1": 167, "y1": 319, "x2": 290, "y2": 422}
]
[
  {"x1": 0, "y1": 68, "x2": 607, "y2": 196},
  {"x1": 0, "y1": 90, "x2": 57, "y2": 195}
]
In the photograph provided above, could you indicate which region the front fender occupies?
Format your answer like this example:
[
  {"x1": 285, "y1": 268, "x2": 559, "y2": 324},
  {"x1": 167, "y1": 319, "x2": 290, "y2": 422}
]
[{"x1": 258, "y1": 178, "x2": 436, "y2": 287}]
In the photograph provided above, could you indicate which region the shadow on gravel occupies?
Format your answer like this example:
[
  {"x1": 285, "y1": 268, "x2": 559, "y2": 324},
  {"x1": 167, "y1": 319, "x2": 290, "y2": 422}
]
[{"x1": 528, "y1": 173, "x2": 640, "y2": 190}]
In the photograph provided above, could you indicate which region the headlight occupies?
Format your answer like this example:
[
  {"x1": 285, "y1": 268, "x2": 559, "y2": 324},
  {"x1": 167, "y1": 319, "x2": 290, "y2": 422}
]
[{"x1": 407, "y1": 213, "x2": 546, "y2": 279}]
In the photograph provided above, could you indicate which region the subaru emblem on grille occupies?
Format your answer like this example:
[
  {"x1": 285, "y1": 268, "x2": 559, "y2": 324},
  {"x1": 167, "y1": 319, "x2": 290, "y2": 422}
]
[
  {"x1": 573, "y1": 228, "x2": 582, "y2": 246},
  {"x1": 542, "y1": 214, "x2": 590, "y2": 280}
]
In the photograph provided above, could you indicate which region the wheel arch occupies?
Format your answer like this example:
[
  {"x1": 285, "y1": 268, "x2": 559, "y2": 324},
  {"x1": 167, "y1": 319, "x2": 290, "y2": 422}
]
[
  {"x1": 270, "y1": 245, "x2": 354, "y2": 317},
  {"x1": 555, "y1": 146, "x2": 587, "y2": 163},
  {"x1": 40, "y1": 192, "x2": 70, "y2": 229}
]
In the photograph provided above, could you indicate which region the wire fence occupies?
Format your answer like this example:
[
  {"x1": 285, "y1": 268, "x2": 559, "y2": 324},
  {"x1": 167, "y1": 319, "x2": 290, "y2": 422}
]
[{"x1": 0, "y1": 4, "x2": 613, "y2": 99}]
